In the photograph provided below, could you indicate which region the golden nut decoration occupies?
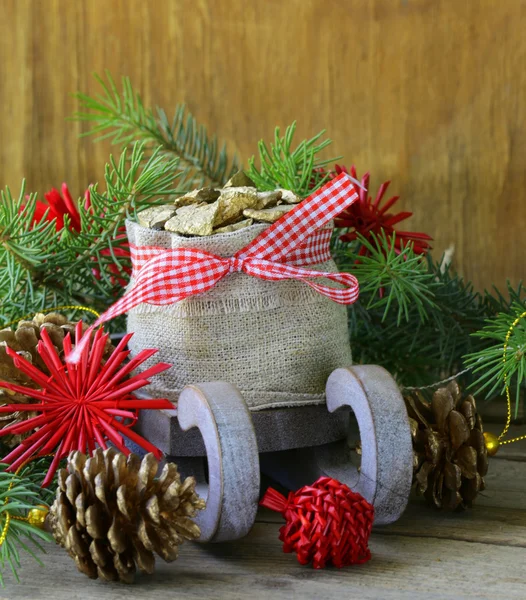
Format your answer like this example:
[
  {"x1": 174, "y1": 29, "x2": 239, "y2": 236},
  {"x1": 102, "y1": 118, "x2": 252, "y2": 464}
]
[
  {"x1": 137, "y1": 171, "x2": 301, "y2": 237},
  {"x1": 27, "y1": 505, "x2": 49, "y2": 529},
  {"x1": 483, "y1": 431, "x2": 500, "y2": 456}
]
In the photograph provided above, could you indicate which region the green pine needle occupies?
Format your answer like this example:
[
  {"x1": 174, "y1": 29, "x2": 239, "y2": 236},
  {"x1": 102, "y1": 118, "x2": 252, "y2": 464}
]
[
  {"x1": 73, "y1": 71, "x2": 240, "y2": 188},
  {"x1": 465, "y1": 302, "x2": 526, "y2": 415},
  {"x1": 332, "y1": 232, "x2": 437, "y2": 325},
  {"x1": 246, "y1": 122, "x2": 339, "y2": 197},
  {"x1": 0, "y1": 142, "x2": 181, "y2": 328},
  {"x1": 0, "y1": 458, "x2": 56, "y2": 586}
]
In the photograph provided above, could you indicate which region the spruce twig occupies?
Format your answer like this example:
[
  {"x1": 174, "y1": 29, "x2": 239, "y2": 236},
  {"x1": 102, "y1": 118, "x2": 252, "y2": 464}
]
[
  {"x1": 0, "y1": 458, "x2": 56, "y2": 586},
  {"x1": 246, "y1": 122, "x2": 339, "y2": 196},
  {"x1": 73, "y1": 71, "x2": 240, "y2": 189},
  {"x1": 0, "y1": 142, "x2": 181, "y2": 327}
]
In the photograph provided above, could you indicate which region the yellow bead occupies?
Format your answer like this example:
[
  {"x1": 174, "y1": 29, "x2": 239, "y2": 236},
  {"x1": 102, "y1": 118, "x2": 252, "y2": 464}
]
[
  {"x1": 484, "y1": 432, "x2": 501, "y2": 456},
  {"x1": 27, "y1": 505, "x2": 49, "y2": 529}
]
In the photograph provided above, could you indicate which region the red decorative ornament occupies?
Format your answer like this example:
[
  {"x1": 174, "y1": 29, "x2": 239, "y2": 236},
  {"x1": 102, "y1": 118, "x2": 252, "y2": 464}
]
[
  {"x1": 332, "y1": 165, "x2": 432, "y2": 255},
  {"x1": 32, "y1": 183, "x2": 85, "y2": 232},
  {"x1": 27, "y1": 183, "x2": 131, "y2": 288},
  {"x1": 260, "y1": 476, "x2": 374, "y2": 569},
  {"x1": 0, "y1": 323, "x2": 173, "y2": 487}
]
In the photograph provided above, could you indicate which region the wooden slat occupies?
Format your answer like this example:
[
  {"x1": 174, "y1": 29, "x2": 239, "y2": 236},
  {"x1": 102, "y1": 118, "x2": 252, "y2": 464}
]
[
  {"x1": 3, "y1": 456, "x2": 526, "y2": 597},
  {"x1": 1, "y1": 0, "x2": 526, "y2": 289},
  {"x1": 3, "y1": 523, "x2": 526, "y2": 599}
]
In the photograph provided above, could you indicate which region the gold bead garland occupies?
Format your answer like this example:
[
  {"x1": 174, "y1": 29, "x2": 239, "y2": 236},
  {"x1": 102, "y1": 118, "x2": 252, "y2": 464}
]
[
  {"x1": 485, "y1": 309, "x2": 526, "y2": 455},
  {"x1": 0, "y1": 457, "x2": 51, "y2": 546}
]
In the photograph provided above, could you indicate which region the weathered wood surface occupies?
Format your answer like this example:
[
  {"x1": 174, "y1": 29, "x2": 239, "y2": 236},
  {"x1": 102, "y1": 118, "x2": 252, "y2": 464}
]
[
  {"x1": 1, "y1": 0, "x2": 526, "y2": 291},
  {"x1": 5, "y1": 439, "x2": 526, "y2": 597}
]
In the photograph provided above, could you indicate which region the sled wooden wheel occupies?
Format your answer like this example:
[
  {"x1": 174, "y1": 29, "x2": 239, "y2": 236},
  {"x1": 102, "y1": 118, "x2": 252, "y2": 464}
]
[
  {"x1": 260, "y1": 365, "x2": 413, "y2": 524},
  {"x1": 177, "y1": 382, "x2": 260, "y2": 542}
]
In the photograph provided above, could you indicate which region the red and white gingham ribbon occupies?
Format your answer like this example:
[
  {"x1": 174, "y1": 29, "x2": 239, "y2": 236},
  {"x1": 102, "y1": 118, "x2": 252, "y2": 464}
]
[{"x1": 95, "y1": 173, "x2": 360, "y2": 325}]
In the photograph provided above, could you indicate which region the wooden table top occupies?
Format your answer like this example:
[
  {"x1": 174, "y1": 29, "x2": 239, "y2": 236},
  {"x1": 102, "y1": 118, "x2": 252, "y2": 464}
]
[{"x1": 4, "y1": 424, "x2": 526, "y2": 599}]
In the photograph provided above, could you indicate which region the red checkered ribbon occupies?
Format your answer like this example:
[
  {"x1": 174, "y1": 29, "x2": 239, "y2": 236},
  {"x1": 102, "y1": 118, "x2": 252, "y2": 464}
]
[{"x1": 95, "y1": 173, "x2": 360, "y2": 326}]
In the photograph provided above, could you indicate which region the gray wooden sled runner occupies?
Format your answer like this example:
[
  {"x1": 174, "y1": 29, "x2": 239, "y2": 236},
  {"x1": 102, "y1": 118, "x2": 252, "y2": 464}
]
[{"x1": 137, "y1": 365, "x2": 413, "y2": 542}]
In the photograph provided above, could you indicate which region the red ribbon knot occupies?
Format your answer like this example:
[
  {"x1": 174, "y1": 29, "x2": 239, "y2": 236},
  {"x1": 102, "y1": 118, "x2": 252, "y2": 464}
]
[{"x1": 227, "y1": 256, "x2": 245, "y2": 274}]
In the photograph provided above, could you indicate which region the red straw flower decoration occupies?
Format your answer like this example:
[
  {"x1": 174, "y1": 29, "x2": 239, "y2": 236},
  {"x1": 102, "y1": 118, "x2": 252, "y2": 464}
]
[
  {"x1": 0, "y1": 323, "x2": 173, "y2": 487},
  {"x1": 32, "y1": 183, "x2": 86, "y2": 232},
  {"x1": 260, "y1": 476, "x2": 374, "y2": 569},
  {"x1": 332, "y1": 165, "x2": 432, "y2": 256},
  {"x1": 28, "y1": 183, "x2": 131, "y2": 289}
]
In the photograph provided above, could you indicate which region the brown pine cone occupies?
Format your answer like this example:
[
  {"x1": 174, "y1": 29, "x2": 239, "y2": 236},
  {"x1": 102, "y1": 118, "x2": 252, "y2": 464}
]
[
  {"x1": 49, "y1": 449, "x2": 205, "y2": 583},
  {"x1": 0, "y1": 313, "x2": 113, "y2": 447},
  {"x1": 405, "y1": 381, "x2": 488, "y2": 510}
]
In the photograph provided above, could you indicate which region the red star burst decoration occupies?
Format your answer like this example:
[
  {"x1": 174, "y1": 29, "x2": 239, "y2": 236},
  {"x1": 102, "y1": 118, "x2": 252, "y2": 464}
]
[
  {"x1": 331, "y1": 165, "x2": 432, "y2": 256},
  {"x1": 0, "y1": 323, "x2": 173, "y2": 486}
]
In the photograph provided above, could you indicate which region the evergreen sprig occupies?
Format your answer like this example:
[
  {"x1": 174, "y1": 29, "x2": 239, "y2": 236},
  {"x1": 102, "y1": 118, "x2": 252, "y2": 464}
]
[
  {"x1": 332, "y1": 230, "x2": 526, "y2": 409},
  {"x1": 0, "y1": 142, "x2": 180, "y2": 327},
  {"x1": 332, "y1": 232, "x2": 437, "y2": 325},
  {"x1": 333, "y1": 236, "x2": 490, "y2": 387},
  {"x1": 465, "y1": 302, "x2": 526, "y2": 416},
  {"x1": 0, "y1": 186, "x2": 68, "y2": 320},
  {"x1": 0, "y1": 458, "x2": 55, "y2": 586},
  {"x1": 73, "y1": 72, "x2": 240, "y2": 188},
  {"x1": 246, "y1": 122, "x2": 339, "y2": 196}
]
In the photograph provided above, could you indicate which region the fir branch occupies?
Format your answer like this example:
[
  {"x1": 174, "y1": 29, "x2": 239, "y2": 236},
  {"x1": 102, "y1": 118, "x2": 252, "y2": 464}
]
[
  {"x1": 333, "y1": 235, "x2": 496, "y2": 387},
  {"x1": 0, "y1": 143, "x2": 181, "y2": 327},
  {"x1": 73, "y1": 71, "x2": 240, "y2": 188},
  {"x1": 332, "y1": 232, "x2": 437, "y2": 325},
  {"x1": 464, "y1": 301, "x2": 526, "y2": 415},
  {"x1": 61, "y1": 142, "x2": 181, "y2": 303},
  {"x1": 0, "y1": 458, "x2": 55, "y2": 586},
  {"x1": 246, "y1": 122, "x2": 339, "y2": 196},
  {"x1": 0, "y1": 186, "x2": 70, "y2": 322}
]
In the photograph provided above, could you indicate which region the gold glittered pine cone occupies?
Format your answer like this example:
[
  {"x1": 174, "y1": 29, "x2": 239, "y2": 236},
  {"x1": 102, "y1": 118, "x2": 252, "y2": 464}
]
[
  {"x1": 49, "y1": 448, "x2": 206, "y2": 583},
  {"x1": 0, "y1": 313, "x2": 114, "y2": 447},
  {"x1": 405, "y1": 381, "x2": 488, "y2": 510}
]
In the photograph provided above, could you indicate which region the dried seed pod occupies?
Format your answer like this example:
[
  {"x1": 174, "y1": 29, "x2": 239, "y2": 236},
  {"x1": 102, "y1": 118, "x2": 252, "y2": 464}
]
[{"x1": 405, "y1": 382, "x2": 488, "y2": 510}]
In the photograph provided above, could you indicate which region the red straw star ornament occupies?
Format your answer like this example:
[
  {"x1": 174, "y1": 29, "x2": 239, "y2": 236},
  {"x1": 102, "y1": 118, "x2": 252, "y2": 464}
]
[{"x1": 0, "y1": 323, "x2": 173, "y2": 486}]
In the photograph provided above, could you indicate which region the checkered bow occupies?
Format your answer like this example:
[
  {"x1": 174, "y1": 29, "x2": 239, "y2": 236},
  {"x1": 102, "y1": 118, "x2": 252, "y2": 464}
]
[{"x1": 95, "y1": 173, "x2": 360, "y2": 325}]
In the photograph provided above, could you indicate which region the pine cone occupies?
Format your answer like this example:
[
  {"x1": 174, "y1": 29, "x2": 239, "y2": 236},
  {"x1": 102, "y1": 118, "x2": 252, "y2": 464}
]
[
  {"x1": 49, "y1": 449, "x2": 205, "y2": 583},
  {"x1": 405, "y1": 381, "x2": 488, "y2": 510},
  {"x1": 0, "y1": 313, "x2": 113, "y2": 447}
]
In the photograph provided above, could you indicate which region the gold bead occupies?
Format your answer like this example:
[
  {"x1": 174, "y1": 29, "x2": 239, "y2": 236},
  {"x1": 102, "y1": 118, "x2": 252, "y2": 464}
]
[
  {"x1": 27, "y1": 505, "x2": 49, "y2": 529},
  {"x1": 484, "y1": 432, "x2": 500, "y2": 456}
]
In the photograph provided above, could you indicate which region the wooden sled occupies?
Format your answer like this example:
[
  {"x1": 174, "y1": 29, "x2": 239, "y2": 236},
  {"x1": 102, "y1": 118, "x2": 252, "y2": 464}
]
[{"x1": 137, "y1": 365, "x2": 413, "y2": 542}]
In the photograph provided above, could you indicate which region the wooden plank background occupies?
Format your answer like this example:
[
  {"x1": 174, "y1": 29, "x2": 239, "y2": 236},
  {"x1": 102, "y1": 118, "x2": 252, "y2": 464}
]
[{"x1": 0, "y1": 0, "x2": 525, "y2": 290}]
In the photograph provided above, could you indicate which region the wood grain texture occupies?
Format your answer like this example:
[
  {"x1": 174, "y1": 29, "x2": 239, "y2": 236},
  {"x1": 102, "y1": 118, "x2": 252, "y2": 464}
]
[
  {"x1": 177, "y1": 382, "x2": 260, "y2": 542},
  {"x1": 3, "y1": 456, "x2": 526, "y2": 598},
  {"x1": 1, "y1": 0, "x2": 525, "y2": 290}
]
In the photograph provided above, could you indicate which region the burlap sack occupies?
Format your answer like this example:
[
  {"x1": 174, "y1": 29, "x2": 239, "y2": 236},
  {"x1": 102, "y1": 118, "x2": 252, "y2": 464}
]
[{"x1": 126, "y1": 219, "x2": 352, "y2": 411}]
